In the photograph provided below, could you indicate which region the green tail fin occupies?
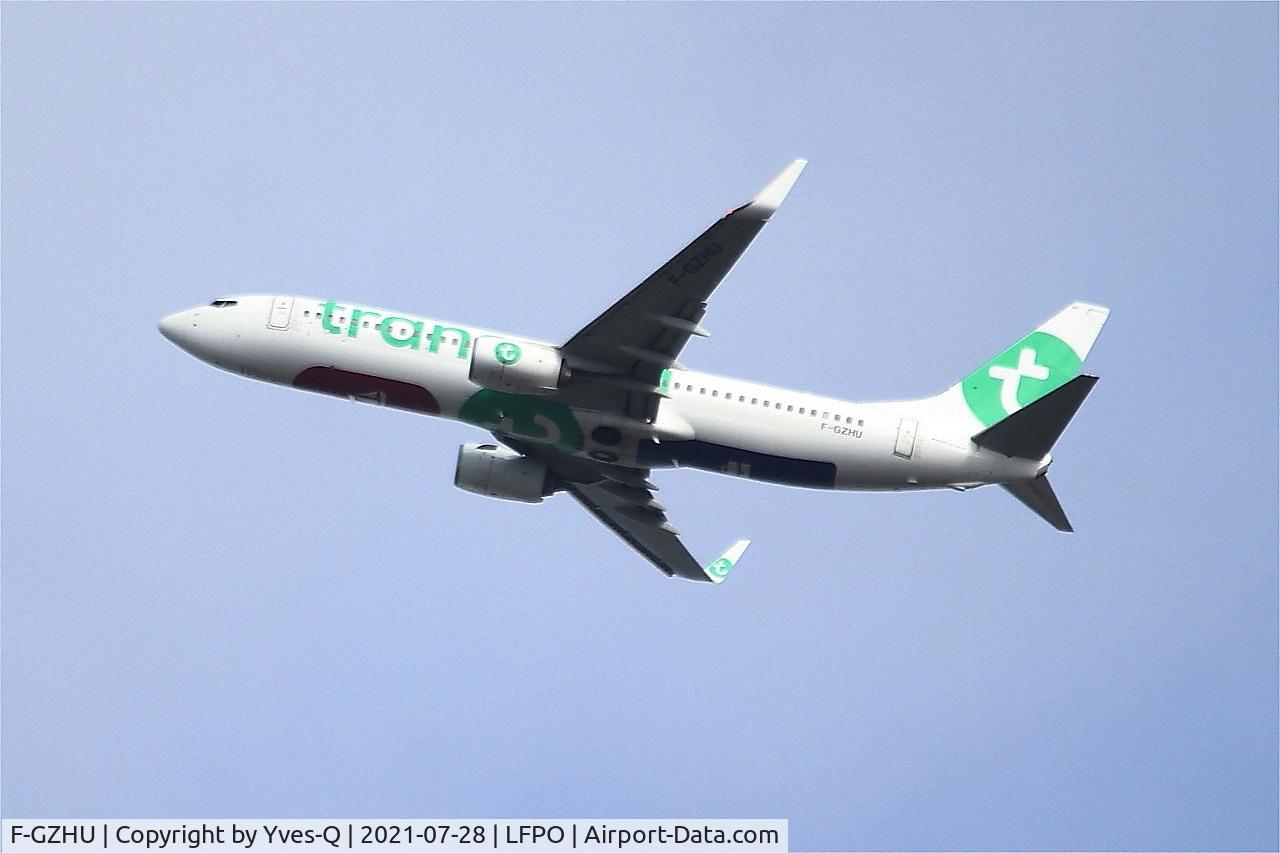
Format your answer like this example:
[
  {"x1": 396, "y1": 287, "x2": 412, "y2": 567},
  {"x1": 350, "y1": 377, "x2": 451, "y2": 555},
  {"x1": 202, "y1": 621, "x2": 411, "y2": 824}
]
[{"x1": 957, "y1": 302, "x2": 1110, "y2": 429}]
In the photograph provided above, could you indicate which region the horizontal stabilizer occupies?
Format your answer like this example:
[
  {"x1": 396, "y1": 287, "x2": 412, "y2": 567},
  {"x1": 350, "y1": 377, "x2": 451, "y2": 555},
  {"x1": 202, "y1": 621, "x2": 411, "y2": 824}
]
[
  {"x1": 1002, "y1": 474, "x2": 1073, "y2": 532},
  {"x1": 973, "y1": 375, "x2": 1099, "y2": 460}
]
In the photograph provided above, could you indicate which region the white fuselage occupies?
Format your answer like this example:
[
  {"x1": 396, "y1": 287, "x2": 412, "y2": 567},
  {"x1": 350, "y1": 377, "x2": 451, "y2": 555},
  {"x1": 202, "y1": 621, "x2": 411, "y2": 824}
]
[{"x1": 159, "y1": 294, "x2": 1043, "y2": 492}]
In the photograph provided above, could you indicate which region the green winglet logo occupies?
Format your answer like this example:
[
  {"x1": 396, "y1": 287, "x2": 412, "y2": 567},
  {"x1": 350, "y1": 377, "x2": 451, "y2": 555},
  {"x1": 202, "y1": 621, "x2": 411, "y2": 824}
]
[
  {"x1": 706, "y1": 557, "x2": 734, "y2": 580},
  {"x1": 703, "y1": 540, "x2": 749, "y2": 584},
  {"x1": 494, "y1": 342, "x2": 523, "y2": 366},
  {"x1": 962, "y1": 331, "x2": 1081, "y2": 427}
]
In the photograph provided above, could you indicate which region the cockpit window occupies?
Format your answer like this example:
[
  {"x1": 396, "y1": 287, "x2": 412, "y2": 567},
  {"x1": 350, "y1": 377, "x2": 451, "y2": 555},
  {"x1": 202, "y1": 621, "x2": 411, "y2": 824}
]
[{"x1": 209, "y1": 300, "x2": 238, "y2": 308}]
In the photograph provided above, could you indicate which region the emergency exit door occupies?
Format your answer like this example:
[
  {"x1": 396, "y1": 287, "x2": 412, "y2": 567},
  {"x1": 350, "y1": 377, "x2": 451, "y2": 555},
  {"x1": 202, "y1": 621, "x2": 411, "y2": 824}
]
[{"x1": 894, "y1": 417, "x2": 918, "y2": 459}]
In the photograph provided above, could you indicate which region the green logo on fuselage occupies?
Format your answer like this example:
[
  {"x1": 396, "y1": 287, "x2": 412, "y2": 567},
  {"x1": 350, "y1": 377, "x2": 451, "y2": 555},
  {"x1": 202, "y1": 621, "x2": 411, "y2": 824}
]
[
  {"x1": 961, "y1": 331, "x2": 1081, "y2": 427},
  {"x1": 458, "y1": 389, "x2": 583, "y2": 450}
]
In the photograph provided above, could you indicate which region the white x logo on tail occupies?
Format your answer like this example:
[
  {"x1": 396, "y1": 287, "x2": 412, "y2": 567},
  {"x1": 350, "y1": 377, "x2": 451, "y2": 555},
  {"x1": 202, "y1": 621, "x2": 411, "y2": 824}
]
[{"x1": 988, "y1": 347, "x2": 1049, "y2": 414}]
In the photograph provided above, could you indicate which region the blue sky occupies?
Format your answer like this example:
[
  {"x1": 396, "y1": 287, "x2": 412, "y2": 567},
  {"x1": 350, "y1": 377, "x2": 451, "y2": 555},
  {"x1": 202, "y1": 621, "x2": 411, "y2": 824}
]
[{"x1": 3, "y1": 4, "x2": 1276, "y2": 850}]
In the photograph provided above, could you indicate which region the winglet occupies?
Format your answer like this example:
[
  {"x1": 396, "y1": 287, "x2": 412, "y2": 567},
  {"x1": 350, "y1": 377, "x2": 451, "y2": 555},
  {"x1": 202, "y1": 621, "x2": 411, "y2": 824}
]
[
  {"x1": 703, "y1": 539, "x2": 751, "y2": 584},
  {"x1": 735, "y1": 159, "x2": 807, "y2": 221}
]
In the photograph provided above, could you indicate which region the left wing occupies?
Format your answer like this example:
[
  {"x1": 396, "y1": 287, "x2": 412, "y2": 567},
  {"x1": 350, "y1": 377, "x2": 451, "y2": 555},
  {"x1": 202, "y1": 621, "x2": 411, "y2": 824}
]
[
  {"x1": 559, "y1": 159, "x2": 807, "y2": 422},
  {"x1": 497, "y1": 435, "x2": 749, "y2": 583},
  {"x1": 566, "y1": 479, "x2": 749, "y2": 583}
]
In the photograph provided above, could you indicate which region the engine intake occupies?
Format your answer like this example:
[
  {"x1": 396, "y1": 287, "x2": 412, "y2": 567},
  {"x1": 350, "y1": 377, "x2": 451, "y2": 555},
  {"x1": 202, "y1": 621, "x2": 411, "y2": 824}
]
[
  {"x1": 469, "y1": 336, "x2": 566, "y2": 394},
  {"x1": 454, "y1": 443, "x2": 550, "y2": 504}
]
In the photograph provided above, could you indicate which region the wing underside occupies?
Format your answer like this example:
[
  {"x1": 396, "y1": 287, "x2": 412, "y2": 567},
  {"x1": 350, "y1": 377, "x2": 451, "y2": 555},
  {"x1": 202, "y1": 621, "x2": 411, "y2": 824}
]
[
  {"x1": 565, "y1": 479, "x2": 712, "y2": 582},
  {"x1": 495, "y1": 434, "x2": 745, "y2": 582},
  {"x1": 558, "y1": 159, "x2": 807, "y2": 421}
]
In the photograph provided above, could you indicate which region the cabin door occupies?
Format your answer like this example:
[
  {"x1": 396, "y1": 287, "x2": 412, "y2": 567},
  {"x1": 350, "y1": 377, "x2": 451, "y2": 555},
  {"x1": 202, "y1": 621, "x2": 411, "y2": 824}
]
[{"x1": 267, "y1": 296, "x2": 294, "y2": 330}]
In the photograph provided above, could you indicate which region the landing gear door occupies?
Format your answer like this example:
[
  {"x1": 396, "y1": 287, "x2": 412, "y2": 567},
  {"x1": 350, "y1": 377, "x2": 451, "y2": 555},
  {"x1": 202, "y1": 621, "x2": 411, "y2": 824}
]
[
  {"x1": 894, "y1": 417, "x2": 918, "y2": 459},
  {"x1": 267, "y1": 296, "x2": 294, "y2": 330}
]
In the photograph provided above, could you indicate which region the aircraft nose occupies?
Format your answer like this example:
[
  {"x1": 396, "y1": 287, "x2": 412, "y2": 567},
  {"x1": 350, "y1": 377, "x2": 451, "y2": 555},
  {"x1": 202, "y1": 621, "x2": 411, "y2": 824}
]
[
  {"x1": 158, "y1": 312, "x2": 185, "y2": 343},
  {"x1": 158, "y1": 309, "x2": 199, "y2": 351}
]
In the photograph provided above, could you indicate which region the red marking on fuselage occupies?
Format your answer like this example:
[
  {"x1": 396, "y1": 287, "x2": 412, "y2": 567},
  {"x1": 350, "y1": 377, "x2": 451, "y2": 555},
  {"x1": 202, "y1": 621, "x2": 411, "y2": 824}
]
[{"x1": 293, "y1": 366, "x2": 441, "y2": 415}]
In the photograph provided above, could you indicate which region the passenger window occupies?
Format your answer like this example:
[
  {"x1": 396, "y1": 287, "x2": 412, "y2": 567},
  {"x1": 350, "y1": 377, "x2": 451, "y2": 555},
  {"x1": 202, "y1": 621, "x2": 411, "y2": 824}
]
[
  {"x1": 762, "y1": 400, "x2": 769, "y2": 407},
  {"x1": 700, "y1": 388, "x2": 706, "y2": 395},
  {"x1": 834, "y1": 415, "x2": 841, "y2": 422},
  {"x1": 811, "y1": 410, "x2": 818, "y2": 417},
  {"x1": 775, "y1": 403, "x2": 782, "y2": 409},
  {"x1": 799, "y1": 408, "x2": 806, "y2": 415},
  {"x1": 738, "y1": 395, "x2": 745, "y2": 402},
  {"x1": 787, "y1": 405, "x2": 794, "y2": 412},
  {"x1": 752, "y1": 398, "x2": 758, "y2": 405},
  {"x1": 858, "y1": 419, "x2": 865, "y2": 426},
  {"x1": 823, "y1": 411, "x2": 830, "y2": 419},
  {"x1": 712, "y1": 390, "x2": 718, "y2": 397},
  {"x1": 673, "y1": 382, "x2": 681, "y2": 390}
]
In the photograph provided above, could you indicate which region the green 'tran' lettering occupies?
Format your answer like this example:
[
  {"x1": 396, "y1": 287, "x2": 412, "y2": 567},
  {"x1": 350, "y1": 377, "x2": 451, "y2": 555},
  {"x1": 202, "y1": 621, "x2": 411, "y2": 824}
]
[
  {"x1": 319, "y1": 299, "x2": 477, "y2": 359},
  {"x1": 321, "y1": 300, "x2": 345, "y2": 334},
  {"x1": 428, "y1": 325, "x2": 472, "y2": 359},
  {"x1": 348, "y1": 308, "x2": 381, "y2": 338},
  {"x1": 379, "y1": 317, "x2": 424, "y2": 349}
]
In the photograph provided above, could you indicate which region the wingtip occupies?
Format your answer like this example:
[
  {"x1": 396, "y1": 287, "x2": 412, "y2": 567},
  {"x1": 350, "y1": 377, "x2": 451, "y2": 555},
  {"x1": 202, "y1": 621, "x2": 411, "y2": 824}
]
[
  {"x1": 737, "y1": 159, "x2": 807, "y2": 220},
  {"x1": 703, "y1": 538, "x2": 751, "y2": 584}
]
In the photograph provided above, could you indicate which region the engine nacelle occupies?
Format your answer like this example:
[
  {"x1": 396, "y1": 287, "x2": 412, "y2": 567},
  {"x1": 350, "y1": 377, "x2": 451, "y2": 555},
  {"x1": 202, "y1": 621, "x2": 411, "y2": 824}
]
[
  {"x1": 469, "y1": 336, "x2": 566, "y2": 395},
  {"x1": 453, "y1": 443, "x2": 549, "y2": 504}
]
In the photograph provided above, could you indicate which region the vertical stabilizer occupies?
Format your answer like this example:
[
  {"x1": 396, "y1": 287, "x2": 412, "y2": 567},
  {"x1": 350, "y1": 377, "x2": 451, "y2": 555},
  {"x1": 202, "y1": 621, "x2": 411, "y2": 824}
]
[{"x1": 945, "y1": 302, "x2": 1110, "y2": 430}]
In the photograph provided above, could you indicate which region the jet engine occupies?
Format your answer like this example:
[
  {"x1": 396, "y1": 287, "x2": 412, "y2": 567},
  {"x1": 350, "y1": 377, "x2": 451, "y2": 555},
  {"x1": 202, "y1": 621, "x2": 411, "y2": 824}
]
[
  {"x1": 469, "y1": 336, "x2": 567, "y2": 394},
  {"x1": 453, "y1": 443, "x2": 550, "y2": 504}
]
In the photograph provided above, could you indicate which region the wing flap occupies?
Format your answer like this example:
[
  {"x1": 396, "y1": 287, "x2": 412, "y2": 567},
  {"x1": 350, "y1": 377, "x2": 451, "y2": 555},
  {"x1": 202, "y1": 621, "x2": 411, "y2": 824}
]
[{"x1": 566, "y1": 480, "x2": 709, "y2": 581}]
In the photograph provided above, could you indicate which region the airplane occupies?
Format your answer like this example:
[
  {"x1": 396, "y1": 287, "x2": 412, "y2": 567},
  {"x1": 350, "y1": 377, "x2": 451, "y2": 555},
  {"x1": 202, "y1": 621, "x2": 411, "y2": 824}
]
[{"x1": 159, "y1": 159, "x2": 1109, "y2": 584}]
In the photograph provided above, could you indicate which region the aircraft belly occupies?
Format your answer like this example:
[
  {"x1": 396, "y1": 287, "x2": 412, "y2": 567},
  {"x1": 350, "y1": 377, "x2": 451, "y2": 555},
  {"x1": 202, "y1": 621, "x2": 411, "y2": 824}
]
[
  {"x1": 638, "y1": 439, "x2": 837, "y2": 488},
  {"x1": 672, "y1": 397, "x2": 984, "y2": 492},
  {"x1": 658, "y1": 403, "x2": 838, "y2": 487}
]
